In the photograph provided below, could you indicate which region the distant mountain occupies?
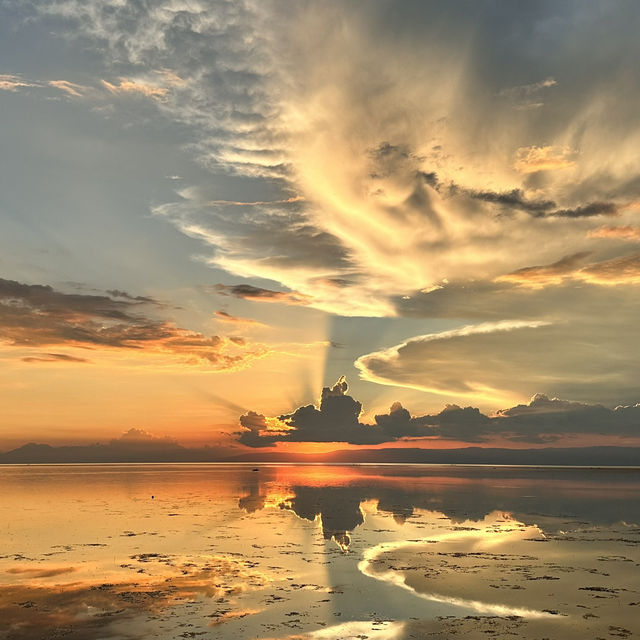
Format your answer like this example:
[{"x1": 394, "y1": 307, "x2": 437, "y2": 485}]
[
  {"x1": 0, "y1": 442, "x2": 638, "y2": 466},
  {"x1": 0, "y1": 441, "x2": 226, "y2": 464}
]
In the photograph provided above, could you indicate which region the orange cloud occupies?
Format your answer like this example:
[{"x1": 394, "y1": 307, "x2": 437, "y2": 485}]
[
  {"x1": 0, "y1": 278, "x2": 266, "y2": 371},
  {"x1": 214, "y1": 310, "x2": 265, "y2": 326},
  {"x1": 48, "y1": 80, "x2": 85, "y2": 97},
  {"x1": 101, "y1": 78, "x2": 168, "y2": 100},
  {"x1": 514, "y1": 145, "x2": 576, "y2": 173},
  {"x1": 588, "y1": 225, "x2": 640, "y2": 241},
  {"x1": 498, "y1": 251, "x2": 640, "y2": 287},
  {"x1": 0, "y1": 74, "x2": 37, "y2": 92},
  {"x1": 496, "y1": 252, "x2": 591, "y2": 287}
]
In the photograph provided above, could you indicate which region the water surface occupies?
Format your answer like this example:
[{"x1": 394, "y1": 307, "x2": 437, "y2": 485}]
[{"x1": 1, "y1": 464, "x2": 638, "y2": 639}]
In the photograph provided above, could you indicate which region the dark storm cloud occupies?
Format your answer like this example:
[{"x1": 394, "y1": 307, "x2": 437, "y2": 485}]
[
  {"x1": 0, "y1": 278, "x2": 262, "y2": 368},
  {"x1": 235, "y1": 377, "x2": 640, "y2": 447},
  {"x1": 462, "y1": 188, "x2": 555, "y2": 215},
  {"x1": 383, "y1": 163, "x2": 622, "y2": 221},
  {"x1": 546, "y1": 202, "x2": 620, "y2": 218}
]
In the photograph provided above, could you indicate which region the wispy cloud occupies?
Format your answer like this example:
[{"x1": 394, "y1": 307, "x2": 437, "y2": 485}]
[
  {"x1": 498, "y1": 251, "x2": 640, "y2": 287},
  {"x1": 101, "y1": 78, "x2": 169, "y2": 101},
  {"x1": 214, "y1": 310, "x2": 265, "y2": 327},
  {"x1": 0, "y1": 73, "x2": 38, "y2": 91},
  {"x1": 48, "y1": 79, "x2": 85, "y2": 97}
]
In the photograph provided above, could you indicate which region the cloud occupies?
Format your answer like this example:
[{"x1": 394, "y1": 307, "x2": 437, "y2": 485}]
[
  {"x1": 212, "y1": 284, "x2": 312, "y2": 306},
  {"x1": 514, "y1": 145, "x2": 576, "y2": 173},
  {"x1": 110, "y1": 427, "x2": 181, "y2": 448},
  {"x1": 496, "y1": 252, "x2": 592, "y2": 287},
  {"x1": 21, "y1": 352, "x2": 89, "y2": 364},
  {"x1": 547, "y1": 201, "x2": 619, "y2": 218},
  {"x1": 0, "y1": 278, "x2": 266, "y2": 370},
  {"x1": 355, "y1": 321, "x2": 551, "y2": 404},
  {"x1": 235, "y1": 376, "x2": 640, "y2": 447},
  {"x1": 18, "y1": 0, "x2": 640, "y2": 317},
  {"x1": 499, "y1": 77, "x2": 558, "y2": 110},
  {"x1": 214, "y1": 310, "x2": 264, "y2": 326},
  {"x1": 588, "y1": 225, "x2": 640, "y2": 241},
  {"x1": 354, "y1": 311, "x2": 640, "y2": 409},
  {"x1": 237, "y1": 377, "x2": 388, "y2": 447},
  {"x1": 498, "y1": 251, "x2": 640, "y2": 287},
  {"x1": 47, "y1": 79, "x2": 85, "y2": 97},
  {"x1": 101, "y1": 77, "x2": 169, "y2": 101},
  {"x1": 0, "y1": 73, "x2": 38, "y2": 92}
]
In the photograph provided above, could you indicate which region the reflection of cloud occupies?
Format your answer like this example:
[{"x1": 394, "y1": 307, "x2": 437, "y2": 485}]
[
  {"x1": 0, "y1": 553, "x2": 269, "y2": 639},
  {"x1": 7, "y1": 566, "x2": 77, "y2": 578},
  {"x1": 359, "y1": 531, "x2": 557, "y2": 619},
  {"x1": 262, "y1": 620, "x2": 405, "y2": 640},
  {"x1": 246, "y1": 467, "x2": 640, "y2": 552},
  {"x1": 280, "y1": 485, "x2": 365, "y2": 550}
]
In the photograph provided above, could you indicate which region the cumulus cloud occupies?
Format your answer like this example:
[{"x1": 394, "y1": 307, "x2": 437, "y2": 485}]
[
  {"x1": 0, "y1": 278, "x2": 265, "y2": 369},
  {"x1": 235, "y1": 376, "x2": 640, "y2": 446},
  {"x1": 237, "y1": 377, "x2": 387, "y2": 447},
  {"x1": 110, "y1": 427, "x2": 181, "y2": 448}
]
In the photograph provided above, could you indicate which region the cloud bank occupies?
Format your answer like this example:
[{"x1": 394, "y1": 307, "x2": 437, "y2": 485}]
[
  {"x1": 236, "y1": 377, "x2": 640, "y2": 447},
  {"x1": 0, "y1": 278, "x2": 265, "y2": 369}
]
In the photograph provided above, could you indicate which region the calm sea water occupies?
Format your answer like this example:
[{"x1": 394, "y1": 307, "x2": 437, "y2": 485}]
[{"x1": 0, "y1": 464, "x2": 639, "y2": 639}]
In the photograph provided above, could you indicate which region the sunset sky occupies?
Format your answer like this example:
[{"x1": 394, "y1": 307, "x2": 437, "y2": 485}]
[{"x1": 2, "y1": 1, "x2": 640, "y2": 453}]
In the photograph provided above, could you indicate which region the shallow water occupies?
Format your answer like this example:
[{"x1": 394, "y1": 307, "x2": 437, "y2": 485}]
[{"x1": 0, "y1": 464, "x2": 638, "y2": 639}]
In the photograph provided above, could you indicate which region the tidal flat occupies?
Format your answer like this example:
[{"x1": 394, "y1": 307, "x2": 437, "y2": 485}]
[{"x1": 0, "y1": 464, "x2": 638, "y2": 639}]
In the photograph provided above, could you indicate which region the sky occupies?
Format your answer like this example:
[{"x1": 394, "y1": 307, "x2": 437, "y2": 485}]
[{"x1": 1, "y1": 0, "x2": 640, "y2": 453}]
